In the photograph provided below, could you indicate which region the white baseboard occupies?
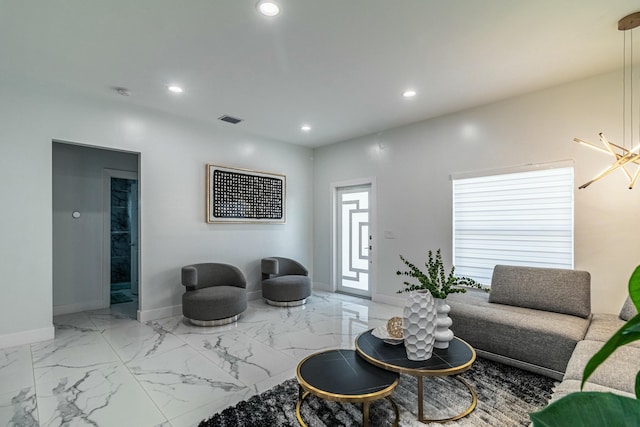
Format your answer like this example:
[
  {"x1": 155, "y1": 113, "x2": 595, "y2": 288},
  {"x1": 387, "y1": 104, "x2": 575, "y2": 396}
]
[
  {"x1": 313, "y1": 282, "x2": 333, "y2": 292},
  {"x1": 53, "y1": 300, "x2": 106, "y2": 316},
  {"x1": 138, "y1": 304, "x2": 182, "y2": 322},
  {"x1": 0, "y1": 326, "x2": 55, "y2": 349},
  {"x1": 247, "y1": 290, "x2": 262, "y2": 301},
  {"x1": 372, "y1": 293, "x2": 405, "y2": 307}
]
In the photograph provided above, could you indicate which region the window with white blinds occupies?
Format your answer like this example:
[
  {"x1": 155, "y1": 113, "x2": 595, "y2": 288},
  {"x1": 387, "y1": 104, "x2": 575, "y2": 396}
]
[{"x1": 452, "y1": 166, "x2": 574, "y2": 286}]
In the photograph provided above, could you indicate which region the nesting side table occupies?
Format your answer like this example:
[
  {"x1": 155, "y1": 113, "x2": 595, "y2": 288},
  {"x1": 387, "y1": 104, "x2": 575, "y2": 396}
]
[
  {"x1": 295, "y1": 349, "x2": 399, "y2": 427},
  {"x1": 355, "y1": 330, "x2": 477, "y2": 423}
]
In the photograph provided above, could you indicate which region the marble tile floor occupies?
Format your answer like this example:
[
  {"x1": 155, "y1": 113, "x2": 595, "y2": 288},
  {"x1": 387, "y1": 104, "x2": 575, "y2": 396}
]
[{"x1": 0, "y1": 291, "x2": 402, "y2": 427}]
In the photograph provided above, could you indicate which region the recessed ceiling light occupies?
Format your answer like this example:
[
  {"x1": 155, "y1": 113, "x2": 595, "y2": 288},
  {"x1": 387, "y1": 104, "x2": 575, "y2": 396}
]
[
  {"x1": 402, "y1": 90, "x2": 417, "y2": 98},
  {"x1": 256, "y1": 1, "x2": 280, "y2": 17},
  {"x1": 167, "y1": 85, "x2": 183, "y2": 93},
  {"x1": 301, "y1": 125, "x2": 311, "y2": 132}
]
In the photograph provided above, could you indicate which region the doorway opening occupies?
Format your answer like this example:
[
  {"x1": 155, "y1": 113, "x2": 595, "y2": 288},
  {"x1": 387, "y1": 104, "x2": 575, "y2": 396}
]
[
  {"x1": 52, "y1": 141, "x2": 140, "y2": 319},
  {"x1": 109, "y1": 177, "x2": 139, "y2": 307},
  {"x1": 103, "y1": 168, "x2": 139, "y2": 318}
]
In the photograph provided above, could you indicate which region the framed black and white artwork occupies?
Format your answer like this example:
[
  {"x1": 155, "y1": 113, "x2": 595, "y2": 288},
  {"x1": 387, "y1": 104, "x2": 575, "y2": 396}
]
[{"x1": 206, "y1": 164, "x2": 286, "y2": 224}]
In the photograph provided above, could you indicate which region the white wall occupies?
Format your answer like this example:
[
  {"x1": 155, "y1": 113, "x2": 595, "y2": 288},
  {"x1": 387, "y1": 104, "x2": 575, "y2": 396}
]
[
  {"x1": 2, "y1": 69, "x2": 636, "y2": 349},
  {"x1": 0, "y1": 79, "x2": 313, "y2": 347},
  {"x1": 52, "y1": 143, "x2": 138, "y2": 315},
  {"x1": 313, "y1": 70, "x2": 640, "y2": 314}
]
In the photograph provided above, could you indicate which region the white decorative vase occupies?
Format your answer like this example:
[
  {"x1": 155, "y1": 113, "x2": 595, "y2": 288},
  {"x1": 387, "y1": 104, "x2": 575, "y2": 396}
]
[
  {"x1": 402, "y1": 290, "x2": 437, "y2": 361},
  {"x1": 434, "y1": 298, "x2": 454, "y2": 349}
]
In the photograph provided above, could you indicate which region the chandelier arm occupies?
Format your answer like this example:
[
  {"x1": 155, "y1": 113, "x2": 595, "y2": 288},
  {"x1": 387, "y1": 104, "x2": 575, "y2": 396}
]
[
  {"x1": 627, "y1": 153, "x2": 640, "y2": 188},
  {"x1": 573, "y1": 137, "x2": 630, "y2": 157},
  {"x1": 599, "y1": 133, "x2": 621, "y2": 158},
  {"x1": 624, "y1": 153, "x2": 640, "y2": 164},
  {"x1": 601, "y1": 133, "x2": 634, "y2": 179},
  {"x1": 573, "y1": 138, "x2": 613, "y2": 155},
  {"x1": 578, "y1": 150, "x2": 640, "y2": 188},
  {"x1": 617, "y1": 157, "x2": 634, "y2": 180},
  {"x1": 621, "y1": 165, "x2": 634, "y2": 180},
  {"x1": 618, "y1": 153, "x2": 640, "y2": 166},
  {"x1": 614, "y1": 151, "x2": 640, "y2": 181},
  {"x1": 605, "y1": 141, "x2": 630, "y2": 154},
  {"x1": 629, "y1": 168, "x2": 640, "y2": 189},
  {"x1": 579, "y1": 162, "x2": 626, "y2": 189}
]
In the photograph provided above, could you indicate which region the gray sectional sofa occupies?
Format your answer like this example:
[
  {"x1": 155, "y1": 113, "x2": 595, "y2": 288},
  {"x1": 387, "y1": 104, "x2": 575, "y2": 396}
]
[
  {"x1": 447, "y1": 264, "x2": 638, "y2": 400},
  {"x1": 552, "y1": 297, "x2": 639, "y2": 401}
]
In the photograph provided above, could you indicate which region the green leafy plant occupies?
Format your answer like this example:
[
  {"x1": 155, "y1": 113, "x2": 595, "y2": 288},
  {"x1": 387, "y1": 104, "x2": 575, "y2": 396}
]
[
  {"x1": 396, "y1": 249, "x2": 485, "y2": 299},
  {"x1": 530, "y1": 265, "x2": 640, "y2": 426}
]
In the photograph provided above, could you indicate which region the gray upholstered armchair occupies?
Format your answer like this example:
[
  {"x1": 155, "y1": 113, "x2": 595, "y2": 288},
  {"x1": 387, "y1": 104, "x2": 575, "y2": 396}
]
[
  {"x1": 261, "y1": 257, "x2": 312, "y2": 306},
  {"x1": 181, "y1": 263, "x2": 247, "y2": 326}
]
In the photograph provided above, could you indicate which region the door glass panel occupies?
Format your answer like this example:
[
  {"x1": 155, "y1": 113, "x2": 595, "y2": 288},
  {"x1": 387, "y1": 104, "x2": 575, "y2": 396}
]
[{"x1": 337, "y1": 186, "x2": 371, "y2": 296}]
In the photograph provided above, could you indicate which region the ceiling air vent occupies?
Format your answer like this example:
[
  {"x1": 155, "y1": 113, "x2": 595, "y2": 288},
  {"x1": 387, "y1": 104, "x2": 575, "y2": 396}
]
[{"x1": 218, "y1": 115, "x2": 243, "y2": 124}]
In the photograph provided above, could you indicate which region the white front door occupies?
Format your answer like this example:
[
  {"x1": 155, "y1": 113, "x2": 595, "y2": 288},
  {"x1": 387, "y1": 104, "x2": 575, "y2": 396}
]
[{"x1": 336, "y1": 184, "x2": 372, "y2": 297}]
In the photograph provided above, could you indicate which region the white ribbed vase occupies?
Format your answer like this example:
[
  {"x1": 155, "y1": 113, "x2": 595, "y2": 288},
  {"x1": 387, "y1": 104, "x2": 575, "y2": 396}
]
[
  {"x1": 434, "y1": 298, "x2": 454, "y2": 349},
  {"x1": 402, "y1": 290, "x2": 437, "y2": 361}
]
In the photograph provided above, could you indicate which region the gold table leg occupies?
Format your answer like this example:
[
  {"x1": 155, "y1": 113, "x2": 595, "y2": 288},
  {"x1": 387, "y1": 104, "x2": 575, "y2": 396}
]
[
  {"x1": 388, "y1": 396, "x2": 400, "y2": 427},
  {"x1": 295, "y1": 391, "x2": 310, "y2": 427},
  {"x1": 363, "y1": 401, "x2": 370, "y2": 427},
  {"x1": 417, "y1": 375, "x2": 478, "y2": 424}
]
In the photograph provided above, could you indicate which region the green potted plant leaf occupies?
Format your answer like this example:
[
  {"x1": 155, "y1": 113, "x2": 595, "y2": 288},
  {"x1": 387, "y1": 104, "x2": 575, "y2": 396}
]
[
  {"x1": 529, "y1": 265, "x2": 640, "y2": 426},
  {"x1": 396, "y1": 249, "x2": 484, "y2": 299}
]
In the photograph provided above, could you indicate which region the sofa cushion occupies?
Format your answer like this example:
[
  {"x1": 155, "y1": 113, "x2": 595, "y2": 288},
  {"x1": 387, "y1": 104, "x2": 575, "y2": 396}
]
[
  {"x1": 550, "y1": 379, "x2": 636, "y2": 403},
  {"x1": 584, "y1": 313, "x2": 640, "y2": 349},
  {"x1": 619, "y1": 296, "x2": 638, "y2": 321},
  {"x1": 448, "y1": 289, "x2": 590, "y2": 374},
  {"x1": 563, "y1": 340, "x2": 640, "y2": 395},
  {"x1": 584, "y1": 313, "x2": 625, "y2": 342},
  {"x1": 182, "y1": 286, "x2": 247, "y2": 321},
  {"x1": 262, "y1": 275, "x2": 312, "y2": 302},
  {"x1": 488, "y1": 265, "x2": 591, "y2": 318}
]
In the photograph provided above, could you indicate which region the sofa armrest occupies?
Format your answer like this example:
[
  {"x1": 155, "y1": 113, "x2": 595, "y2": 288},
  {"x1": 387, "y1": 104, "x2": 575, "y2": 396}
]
[
  {"x1": 182, "y1": 265, "x2": 198, "y2": 291},
  {"x1": 262, "y1": 258, "x2": 279, "y2": 275},
  {"x1": 619, "y1": 296, "x2": 638, "y2": 321}
]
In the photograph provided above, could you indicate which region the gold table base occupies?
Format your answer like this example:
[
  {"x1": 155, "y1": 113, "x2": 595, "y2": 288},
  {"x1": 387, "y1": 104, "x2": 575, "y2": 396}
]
[
  {"x1": 296, "y1": 390, "x2": 399, "y2": 427},
  {"x1": 417, "y1": 375, "x2": 477, "y2": 423}
]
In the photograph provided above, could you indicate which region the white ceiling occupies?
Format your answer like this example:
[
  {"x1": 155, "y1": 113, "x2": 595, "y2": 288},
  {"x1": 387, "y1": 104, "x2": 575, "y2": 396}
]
[{"x1": 1, "y1": 1, "x2": 639, "y2": 147}]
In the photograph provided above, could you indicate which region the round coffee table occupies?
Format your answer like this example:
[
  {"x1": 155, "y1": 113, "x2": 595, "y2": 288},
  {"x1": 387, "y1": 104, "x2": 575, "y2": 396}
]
[
  {"x1": 295, "y1": 349, "x2": 400, "y2": 427},
  {"x1": 355, "y1": 330, "x2": 477, "y2": 423}
]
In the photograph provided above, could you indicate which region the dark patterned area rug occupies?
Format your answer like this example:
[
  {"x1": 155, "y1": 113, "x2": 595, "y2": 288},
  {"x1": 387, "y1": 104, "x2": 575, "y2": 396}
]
[{"x1": 199, "y1": 357, "x2": 557, "y2": 426}]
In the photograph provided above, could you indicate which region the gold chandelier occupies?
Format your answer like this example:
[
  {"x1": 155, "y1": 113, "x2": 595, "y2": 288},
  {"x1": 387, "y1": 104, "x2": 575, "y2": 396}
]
[{"x1": 575, "y1": 12, "x2": 640, "y2": 189}]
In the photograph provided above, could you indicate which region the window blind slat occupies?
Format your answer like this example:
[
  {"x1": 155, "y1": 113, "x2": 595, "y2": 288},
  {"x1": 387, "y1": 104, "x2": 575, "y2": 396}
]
[{"x1": 453, "y1": 167, "x2": 574, "y2": 285}]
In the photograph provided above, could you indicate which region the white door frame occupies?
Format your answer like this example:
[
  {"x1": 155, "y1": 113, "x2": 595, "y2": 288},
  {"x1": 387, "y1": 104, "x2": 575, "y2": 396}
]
[
  {"x1": 102, "y1": 168, "x2": 139, "y2": 309},
  {"x1": 330, "y1": 177, "x2": 377, "y2": 297}
]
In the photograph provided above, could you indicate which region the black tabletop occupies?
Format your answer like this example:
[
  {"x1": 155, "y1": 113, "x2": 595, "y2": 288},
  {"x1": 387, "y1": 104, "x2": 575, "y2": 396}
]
[
  {"x1": 297, "y1": 349, "x2": 399, "y2": 400},
  {"x1": 355, "y1": 330, "x2": 475, "y2": 376}
]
